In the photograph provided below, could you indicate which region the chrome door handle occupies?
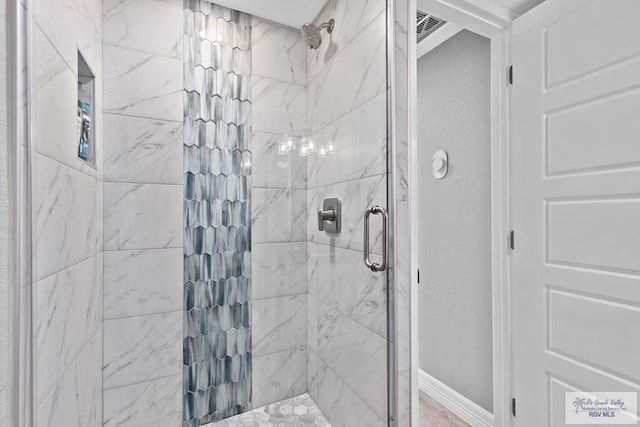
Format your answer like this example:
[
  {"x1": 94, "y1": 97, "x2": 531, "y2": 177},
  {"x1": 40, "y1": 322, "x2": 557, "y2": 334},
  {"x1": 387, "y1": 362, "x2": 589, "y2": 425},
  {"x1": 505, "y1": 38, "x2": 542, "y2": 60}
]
[{"x1": 364, "y1": 205, "x2": 388, "y2": 272}]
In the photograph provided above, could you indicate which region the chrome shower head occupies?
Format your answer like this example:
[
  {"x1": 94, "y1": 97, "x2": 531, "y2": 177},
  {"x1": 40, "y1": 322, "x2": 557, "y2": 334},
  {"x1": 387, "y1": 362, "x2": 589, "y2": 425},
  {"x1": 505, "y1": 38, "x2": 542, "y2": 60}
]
[{"x1": 301, "y1": 18, "x2": 335, "y2": 49}]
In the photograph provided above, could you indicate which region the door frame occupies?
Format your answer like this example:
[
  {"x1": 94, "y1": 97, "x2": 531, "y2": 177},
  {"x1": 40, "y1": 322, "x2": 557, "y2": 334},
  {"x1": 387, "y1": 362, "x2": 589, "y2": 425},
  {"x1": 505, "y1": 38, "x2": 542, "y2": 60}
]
[{"x1": 408, "y1": 0, "x2": 516, "y2": 425}]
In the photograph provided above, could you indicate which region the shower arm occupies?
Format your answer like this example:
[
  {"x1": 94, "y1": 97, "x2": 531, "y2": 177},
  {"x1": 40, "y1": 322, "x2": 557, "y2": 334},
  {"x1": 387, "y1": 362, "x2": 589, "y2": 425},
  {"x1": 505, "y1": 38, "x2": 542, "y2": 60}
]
[{"x1": 319, "y1": 19, "x2": 335, "y2": 34}]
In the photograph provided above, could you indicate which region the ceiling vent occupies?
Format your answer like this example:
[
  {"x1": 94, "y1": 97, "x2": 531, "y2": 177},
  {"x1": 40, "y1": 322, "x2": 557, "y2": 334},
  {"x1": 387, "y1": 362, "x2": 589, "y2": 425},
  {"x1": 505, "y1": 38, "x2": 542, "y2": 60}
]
[{"x1": 417, "y1": 11, "x2": 447, "y2": 42}]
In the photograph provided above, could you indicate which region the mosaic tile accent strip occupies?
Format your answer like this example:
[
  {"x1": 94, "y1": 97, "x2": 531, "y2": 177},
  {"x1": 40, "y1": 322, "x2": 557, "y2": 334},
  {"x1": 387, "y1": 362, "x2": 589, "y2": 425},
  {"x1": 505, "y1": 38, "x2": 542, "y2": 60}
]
[
  {"x1": 207, "y1": 394, "x2": 331, "y2": 427},
  {"x1": 183, "y1": 1, "x2": 253, "y2": 425}
]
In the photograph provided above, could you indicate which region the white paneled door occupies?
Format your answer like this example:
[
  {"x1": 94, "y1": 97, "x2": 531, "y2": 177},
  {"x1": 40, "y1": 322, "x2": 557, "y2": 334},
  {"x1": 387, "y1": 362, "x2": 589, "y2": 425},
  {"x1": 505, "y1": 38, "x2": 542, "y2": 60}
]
[{"x1": 511, "y1": 0, "x2": 640, "y2": 425}]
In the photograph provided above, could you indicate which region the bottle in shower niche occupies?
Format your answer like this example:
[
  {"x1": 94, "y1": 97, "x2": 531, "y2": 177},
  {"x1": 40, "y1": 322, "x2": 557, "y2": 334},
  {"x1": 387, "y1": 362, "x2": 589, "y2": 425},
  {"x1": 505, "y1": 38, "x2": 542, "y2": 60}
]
[{"x1": 78, "y1": 100, "x2": 91, "y2": 160}]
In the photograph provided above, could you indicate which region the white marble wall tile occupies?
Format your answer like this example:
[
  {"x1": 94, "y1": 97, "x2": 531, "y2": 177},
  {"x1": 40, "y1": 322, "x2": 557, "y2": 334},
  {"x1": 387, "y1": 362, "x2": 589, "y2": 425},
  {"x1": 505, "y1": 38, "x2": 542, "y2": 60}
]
[
  {"x1": 251, "y1": 77, "x2": 306, "y2": 135},
  {"x1": 252, "y1": 294, "x2": 307, "y2": 356},
  {"x1": 35, "y1": 153, "x2": 99, "y2": 280},
  {"x1": 307, "y1": 293, "x2": 318, "y2": 353},
  {"x1": 103, "y1": 45, "x2": 182, "y2": 121},
  {"x1": 316, "y1": 300, "x2": 387, "y2": 419},
  {"x1": 308, "y1": 174, "x2": 386, "y2": 253},
  {"x1": 397, "y1": 370, "x2": 412, "y2": 427},
  {"x1": 310, "y1": 244, "x2": 386, "y2": 337},
  {"x1": 308, "y1": 12, "x2": 386, "y2": 132},
  {"x1": 252, "y1": 242, "x2": 307, "y2": 300},
  {"x1": 251, "y1": 18, "x2": 306, "y2": 85},
  {"x1": 316, "y1": 358, "x2": 385, "y2": 427},
  {"x1": 103, "y1": 182, "x2": 182, "y2": 250},
  {"x1": 103, "y1": 311, "x2": 182, "y2": 389},
  {"x1": 314, "y1": 92, "x2": 387, "y2": 187},
  {"x1": 307, "y1": 0, "x2": 386, "y2": 81},
  {"x1": 103, "y1": 114, "x2": 182, "y2": 184},
  {"x1": 104, "y1": 248, "x2": 182, "y2": 319},
  {"x1": 103, "y1": 375, "x2": 182, "y2": 427},
  {"x1": 35, "y1": 255, "x2": 102, "y2": 404},
  {"x1": 33, "y1": 26, "x2": 100, "y2": 178},
  {"x1": 252, "y1": 132, "x2": 307, "y2": 190},
  {"x1": 252, "y1": 188, "x2": 307, "y2": 244},
  {"x1": 103, "y1": 0, "x2": 183, "y2": 59},
  {"x1": 396, "y1": 205, "x2": 410, "y2": 377},
  {"x1": 96, "y1": 181, "x2": 104, "y2": 251},
  {"x1": 37, "y1": 328, "x2": 103, "y2": 427},
  {"x1": 252, "y1": 346, "x2": 307, "y2": 408},
  {"x1": 307, "y1": 348, "x2": 319, "y2": 403},
  {"x1": 33, "y1": 0, "x2": 102, "y2": 72}
]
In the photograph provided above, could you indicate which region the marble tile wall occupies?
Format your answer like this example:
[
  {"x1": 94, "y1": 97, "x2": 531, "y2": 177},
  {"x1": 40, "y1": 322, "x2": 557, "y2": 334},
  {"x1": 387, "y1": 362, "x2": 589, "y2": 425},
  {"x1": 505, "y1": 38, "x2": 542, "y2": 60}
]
[
  {"x1": 30, "y1": 0, "x2": 104, "y2": 425},
  {"x1": 305, "y1": 0, "x2": 389, "y2": 426},
  {"x1": 101, "y1": 0, "x2": 184, "y2": 425},
  {"x1": 28, "y1": 0, "x2": 103, "y2": 425},
  {"x1": 250, "y1": 15, "x2": 309, "y2": 411}
]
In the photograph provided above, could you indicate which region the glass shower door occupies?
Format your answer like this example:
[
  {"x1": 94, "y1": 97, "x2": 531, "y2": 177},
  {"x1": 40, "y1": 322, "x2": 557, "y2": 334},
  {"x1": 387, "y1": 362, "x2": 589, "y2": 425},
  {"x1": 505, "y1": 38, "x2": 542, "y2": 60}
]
[
  {"x1": 305, "y1": 1, "x2": 390, "y2": 425},
  {"x1": 183, "y1": 0, "x2": 391, "y2": 425}
]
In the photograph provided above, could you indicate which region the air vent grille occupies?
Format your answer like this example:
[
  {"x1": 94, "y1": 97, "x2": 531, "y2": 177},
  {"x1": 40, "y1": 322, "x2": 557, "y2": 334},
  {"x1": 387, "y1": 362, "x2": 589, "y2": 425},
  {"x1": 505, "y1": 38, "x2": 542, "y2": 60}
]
[{"x1": 417, "y1": 11, "x2": 447, "y2": 42}]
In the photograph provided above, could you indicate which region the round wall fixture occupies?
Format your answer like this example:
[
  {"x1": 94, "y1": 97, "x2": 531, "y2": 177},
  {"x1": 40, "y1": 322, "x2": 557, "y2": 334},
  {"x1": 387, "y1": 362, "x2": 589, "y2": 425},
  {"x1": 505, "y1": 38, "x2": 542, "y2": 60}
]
[{"x1": 432, "y1": 149, "x2": 448, "y2": 179}]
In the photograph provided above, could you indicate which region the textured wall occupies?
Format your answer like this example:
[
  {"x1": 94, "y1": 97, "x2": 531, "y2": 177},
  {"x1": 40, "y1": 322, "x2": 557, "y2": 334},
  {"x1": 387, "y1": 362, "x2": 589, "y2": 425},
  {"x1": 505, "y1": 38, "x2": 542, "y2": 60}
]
[
  {"x1": 30, "y1": 0, "x2": 104, "y2": 425},
  {"x1": 100, "y1": 0, "x2": 184, "y2": 425},
  {"x1": 250, "y1": 15, "x2": 309, "y2": 411},
  {"x1": 417, "y1": 30, "x2": 493, "y2": 412},
  {"x1": 306, "y1": 0, "x2": 389, "y2": 425},
  {"x1": 182, "y1": 2, "x2": 252, "y2": 424},
  {"x1": 0, "y1": 0, "x2": 8, "y2": 423}
]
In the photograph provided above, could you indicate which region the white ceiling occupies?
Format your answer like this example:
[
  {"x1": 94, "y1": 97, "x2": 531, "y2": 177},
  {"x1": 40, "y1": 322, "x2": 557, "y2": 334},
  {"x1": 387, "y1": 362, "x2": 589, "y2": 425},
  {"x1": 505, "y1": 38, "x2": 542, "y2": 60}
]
[
  {"x1": 490, "y1": 0, "x2": 545, "y2": 15},
  {"x1": 211, "y1": 0, "x2": 327, "y2": 28}
]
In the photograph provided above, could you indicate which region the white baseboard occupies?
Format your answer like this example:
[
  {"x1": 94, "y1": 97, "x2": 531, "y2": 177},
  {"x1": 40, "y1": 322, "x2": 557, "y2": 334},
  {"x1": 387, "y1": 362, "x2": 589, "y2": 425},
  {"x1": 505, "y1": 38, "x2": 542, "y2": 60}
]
[{"x1": 418, "y1": 369, "x2": 494, "y2": 427}]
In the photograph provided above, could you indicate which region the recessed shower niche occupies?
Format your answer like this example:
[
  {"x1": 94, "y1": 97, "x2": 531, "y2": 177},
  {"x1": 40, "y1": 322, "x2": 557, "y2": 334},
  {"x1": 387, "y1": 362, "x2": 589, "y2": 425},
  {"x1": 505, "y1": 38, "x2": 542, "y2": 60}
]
[{"x1": 77, "y1": 51, "x2": 95, "y2": 167}]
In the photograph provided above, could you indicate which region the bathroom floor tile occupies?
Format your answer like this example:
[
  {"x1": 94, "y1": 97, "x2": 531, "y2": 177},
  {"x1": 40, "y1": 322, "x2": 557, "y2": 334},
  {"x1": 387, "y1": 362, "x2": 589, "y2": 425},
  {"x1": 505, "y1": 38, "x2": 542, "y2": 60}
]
[{"x1": 207, "y1": 393, "x2": 330, "y2": 426}]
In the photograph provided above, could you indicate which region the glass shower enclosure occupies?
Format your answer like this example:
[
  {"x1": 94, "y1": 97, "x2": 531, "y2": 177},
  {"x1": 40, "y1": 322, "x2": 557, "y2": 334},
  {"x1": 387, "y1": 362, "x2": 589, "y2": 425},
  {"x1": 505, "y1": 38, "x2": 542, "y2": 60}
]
[{"x1": 183, "y1": 1, "x2": 391, "y2": 424}]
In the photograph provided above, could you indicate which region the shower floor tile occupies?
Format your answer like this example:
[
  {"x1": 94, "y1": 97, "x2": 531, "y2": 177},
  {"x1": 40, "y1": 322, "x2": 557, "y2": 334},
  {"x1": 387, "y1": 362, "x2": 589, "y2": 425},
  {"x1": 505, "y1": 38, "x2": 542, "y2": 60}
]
[{"x1": 207, "y1": 393, "x2": 331, "y2": 427}]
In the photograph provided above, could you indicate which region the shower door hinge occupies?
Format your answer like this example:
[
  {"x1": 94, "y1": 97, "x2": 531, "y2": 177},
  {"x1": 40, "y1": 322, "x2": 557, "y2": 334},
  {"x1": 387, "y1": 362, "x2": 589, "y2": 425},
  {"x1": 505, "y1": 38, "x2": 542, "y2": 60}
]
[
  {"x1": 511, "y1": 397, "x2": 517, "y2": 417},
  {"x1": 509, "y1": 230, "x2": 515, "y2": 251},
  {"x1": 508, "y1": 65, "x2": 514, "y2": 85}
]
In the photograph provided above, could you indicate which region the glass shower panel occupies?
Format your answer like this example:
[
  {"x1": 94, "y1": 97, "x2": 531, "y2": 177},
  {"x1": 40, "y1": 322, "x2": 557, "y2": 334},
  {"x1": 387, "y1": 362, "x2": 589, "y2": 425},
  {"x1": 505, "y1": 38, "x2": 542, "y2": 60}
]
[
  {"x1": 183, "y1": 0, "x2": 390, "y2": 425},
  {"x1": 306, "y1": 1, "x2": 390, "y2": 425}
]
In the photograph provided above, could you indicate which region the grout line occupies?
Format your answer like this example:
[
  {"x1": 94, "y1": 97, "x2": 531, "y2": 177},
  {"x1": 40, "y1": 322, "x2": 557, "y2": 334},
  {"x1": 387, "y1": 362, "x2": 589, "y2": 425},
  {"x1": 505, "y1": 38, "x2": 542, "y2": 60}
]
[
  {"x1": 103, "y1": 110, "x2": 182, "y2": 124},
  {"x1": 103, "y1": 179, "x2": 182, "y2": 187},
  {"x1": 251, "y1": 71, "x2": 307, "y2": 87},
  {"x1": 103, "y1": 372, "x2": 182, "y2": 392},
  {"x1": 102, "y1": 41, "x2": 183, "y2": 62},
  {"x1": 34, "y1": 150, "x2": 102, "y2": 182},
  {"x1": 252, "y1": 186, "x2": 307, "y2": 190},
  {"x1": 252, "y1": 345, "x2": 307, "y2": 359},
  {"x1": 103, "y1": 309, "x2": 183, "y2": 323},
  {"x1": 316, "y1": 353, "x2": 388, "y2": 423},
  {"x1": 306, "y1": 171, "x2": 387, "y2": 189},
  {"x1": 309, "y1": 294, "x2": 387, "y2": 342},
  {"x1": 102, "y1": 246, "x2": 184, "y2": 252},
  {"x1": 36, "y1": 321, "x2": 102, "y2": 409},
  {"x1": 35, "y1": 252, "x2": 98, "y2": 284},
  {"x1": 307, "y1": 88, "x2": 387, "y2": 136},
  {"x1": 252, "y1": 240, "x2": 307, "y2": 245},
  {"x1": 251, "y1": 293, "x2": 307, "y2": 303}
]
